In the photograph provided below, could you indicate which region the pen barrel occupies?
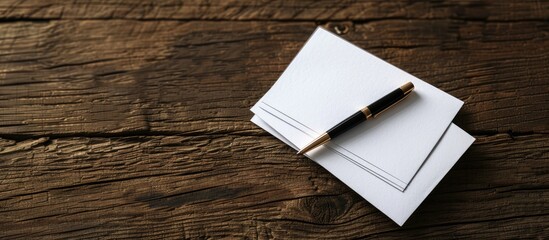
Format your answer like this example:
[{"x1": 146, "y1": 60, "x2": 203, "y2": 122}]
[
  {"x1": 367, "y1": 88, "x2": 406, "y2": 116},
  {"x1": 327, "y1": 111, "x2": 367, "y2": 138}
]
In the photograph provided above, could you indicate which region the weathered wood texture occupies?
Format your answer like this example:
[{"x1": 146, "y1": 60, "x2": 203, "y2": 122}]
[
  {"x1": 0, "y1": 0, "x2": 547, "y2": 21},
  {"x1": 0, "y1": 134, "x2": 547, "y2": 239},
  {"x1": 0, "y1": 0, "x2": 548, "y2": 239},
  {"x1": 1, "y1": 20, "x2": 547, "y2": 136}
]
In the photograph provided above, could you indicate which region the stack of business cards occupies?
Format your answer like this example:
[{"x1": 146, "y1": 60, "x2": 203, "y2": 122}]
[{"x1": 250, "y1": 27, "x2": 474, "y2": 226}]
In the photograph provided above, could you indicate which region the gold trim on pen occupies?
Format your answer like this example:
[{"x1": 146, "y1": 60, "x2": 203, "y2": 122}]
[
  {"x1": 400, "y1": 82, "x2": 414, "y2": 95},
  {"x1": 297, "y1": 82, "x2": 414, "y2": 155},
  {"x1": 297, "y1": 133, "x2": 330, "y2": 155},
  {"x1": 360, "y1": 107, "x2": 373, "y2": 119}
]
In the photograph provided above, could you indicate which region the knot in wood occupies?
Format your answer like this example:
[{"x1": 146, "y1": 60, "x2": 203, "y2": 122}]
[
  {"x1": 333, "y1": 25, "x2": 349, "y2": 35},
  {"x1": 301, "y1": 195, "x2": 350, "y2": 224}
]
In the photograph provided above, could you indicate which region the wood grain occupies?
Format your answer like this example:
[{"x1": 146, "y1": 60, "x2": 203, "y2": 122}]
[
  {"x1": 0, "y1": 0, "x2": 547, "y2": 238},
  {"x1": 0, "y1": 133, "x2": 547, "y2": 239},
  {"x1": 0, "y1": 20, "x2": 547, "y2": 137},
  {"x1": 0, "y1": 0, "x2": 547, "y2": 21}
]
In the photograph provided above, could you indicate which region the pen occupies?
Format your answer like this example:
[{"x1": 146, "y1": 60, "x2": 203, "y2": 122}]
[{"x1": 297, "y1": 82, "x2": 414, "y2": 154}]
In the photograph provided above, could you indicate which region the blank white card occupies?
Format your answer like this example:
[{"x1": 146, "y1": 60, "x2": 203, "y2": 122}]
[
  {"x1": 251, "y1": 114, "x2": 474, "y2": 225},
  {"x1": 251, "y1": 27, "x2": 463, "y2": 191}
]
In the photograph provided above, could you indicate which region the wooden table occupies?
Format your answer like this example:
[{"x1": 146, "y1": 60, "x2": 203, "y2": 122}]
[{"x1": 0, "y1": 1, "x2": 547, "y2": 239}]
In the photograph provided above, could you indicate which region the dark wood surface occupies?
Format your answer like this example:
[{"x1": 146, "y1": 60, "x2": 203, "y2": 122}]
[{"x1": 0, "y1": 1, "x2": 547, "y2": 239}]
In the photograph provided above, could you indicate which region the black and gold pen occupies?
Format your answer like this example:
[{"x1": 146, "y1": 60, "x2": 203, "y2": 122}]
[{"x1": 297, "y1": 82, "x2": 414, "y2": 155}]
